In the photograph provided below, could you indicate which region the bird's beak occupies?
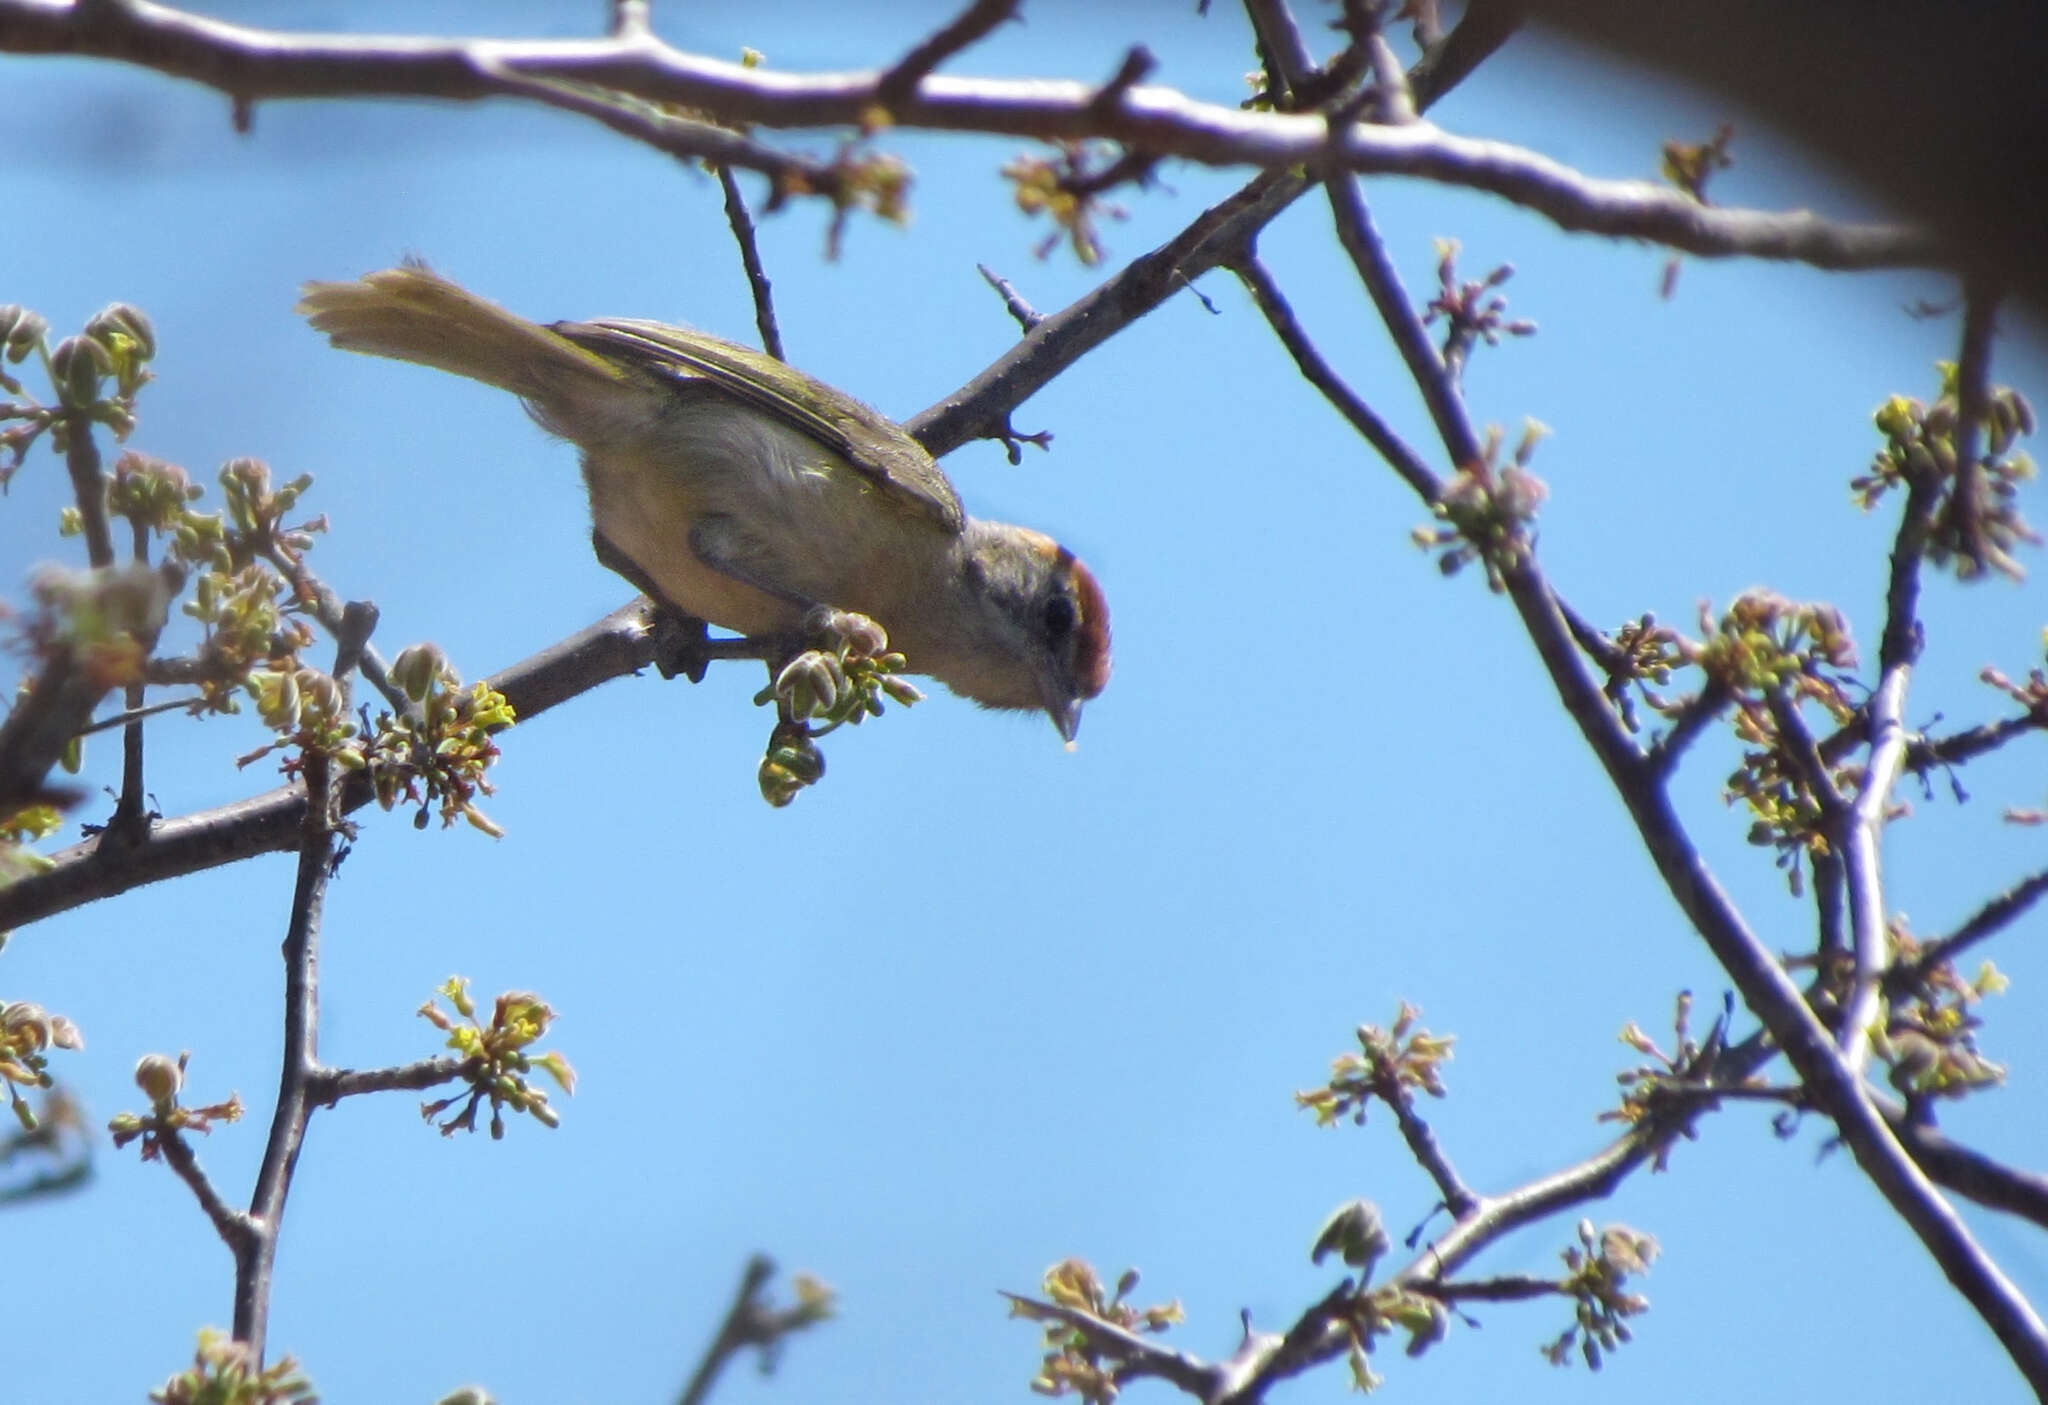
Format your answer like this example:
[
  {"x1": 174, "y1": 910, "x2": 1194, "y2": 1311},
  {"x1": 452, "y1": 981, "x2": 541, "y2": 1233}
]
[{"x1": 1047, "y1": 695, "x2": 1084, "y2": 744}]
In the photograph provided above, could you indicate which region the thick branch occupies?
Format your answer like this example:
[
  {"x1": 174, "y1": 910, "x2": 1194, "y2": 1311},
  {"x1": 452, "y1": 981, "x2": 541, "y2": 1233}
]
[
  {"x1": 1495, "y1": 566, "x2": 2048, "y2": 1389},
  {"x1": 0, "y1": 600, "x2": 664, "y2": 932},
  {"x1": 0, "y1": 0, "x2": 1938, "y2": 272},
  {"x1": 908, "y1": 169, "x2": 1310, "y2": 455}
]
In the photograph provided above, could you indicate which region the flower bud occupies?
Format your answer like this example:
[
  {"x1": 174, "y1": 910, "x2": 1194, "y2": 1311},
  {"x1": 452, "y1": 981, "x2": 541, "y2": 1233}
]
[
  {"x1": 134, "y1": 1052, "x2": 183, "y2": 1104},
  {"x1": 0, "y1": 304, "x2": 49, "y2": 362},
  {"x1": 50, "y1": 334, "x2": 112, "y2": 410},
  {"x1": 86, "y1": 303, "x2": 156, "y2": 362}
]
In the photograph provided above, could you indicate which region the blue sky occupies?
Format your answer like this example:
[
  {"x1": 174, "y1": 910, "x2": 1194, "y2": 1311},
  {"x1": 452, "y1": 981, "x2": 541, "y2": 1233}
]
[{"x1": 7, "y1": 2, "x2": 2048, "y2": 1402}]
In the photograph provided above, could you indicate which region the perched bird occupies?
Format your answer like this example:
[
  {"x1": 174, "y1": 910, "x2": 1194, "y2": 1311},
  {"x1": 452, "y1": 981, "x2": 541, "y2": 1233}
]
[{"x1": 298, "y1": 266, "x2": 1109, "y2": 739}]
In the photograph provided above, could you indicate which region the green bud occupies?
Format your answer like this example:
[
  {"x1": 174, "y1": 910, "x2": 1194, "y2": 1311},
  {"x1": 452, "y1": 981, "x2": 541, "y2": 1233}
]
[
  {"x1": 50, "y1": 334, "x2": 112, "y2": 410},
  {"x1": 86, "y1": 303, "x2": 156, "y2": 362},
  {"x1": 0, "y1": 304, "x2": 49, "y2": 362},
  {"x1": 390, "y1": 643, "x2": 448, "y2": 701},
  {"x1": 133, "y1": 1052, "x2": 183, "y2": 1104}
]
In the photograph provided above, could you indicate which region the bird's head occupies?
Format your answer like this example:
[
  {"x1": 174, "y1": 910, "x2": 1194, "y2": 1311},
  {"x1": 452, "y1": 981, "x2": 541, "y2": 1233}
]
[{"x1": 915, "y1": 523, "x2": 1111, "y2": 741}]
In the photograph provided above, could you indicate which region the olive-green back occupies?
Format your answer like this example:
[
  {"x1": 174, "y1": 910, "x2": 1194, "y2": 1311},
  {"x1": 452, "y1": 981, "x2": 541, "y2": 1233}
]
[{"x1": 556, "y1": 318, "x2": 964, "y2": 533}]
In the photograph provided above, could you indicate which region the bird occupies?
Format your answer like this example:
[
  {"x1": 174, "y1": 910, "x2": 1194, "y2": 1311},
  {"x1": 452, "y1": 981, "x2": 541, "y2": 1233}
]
[{"x1": 297, "y1": 265, "x2": 1109, "y2": 740}]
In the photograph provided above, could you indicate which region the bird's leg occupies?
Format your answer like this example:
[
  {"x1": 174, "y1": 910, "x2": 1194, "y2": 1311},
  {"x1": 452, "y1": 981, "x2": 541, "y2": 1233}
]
[{"x1": 592, "y1": 530, "x2": 710, "y2": 683}]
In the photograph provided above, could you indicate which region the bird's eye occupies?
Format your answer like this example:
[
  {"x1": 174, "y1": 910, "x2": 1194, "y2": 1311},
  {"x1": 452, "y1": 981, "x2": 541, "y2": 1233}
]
[{"x1": 1041, "y1": 593, "x2": 1077, "y2": 640}]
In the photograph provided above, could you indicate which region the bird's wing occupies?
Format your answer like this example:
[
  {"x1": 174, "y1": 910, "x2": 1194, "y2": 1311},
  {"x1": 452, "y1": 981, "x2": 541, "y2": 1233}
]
[{"x1": 556, "y1": 318, "x2": 965, "y2": 533}]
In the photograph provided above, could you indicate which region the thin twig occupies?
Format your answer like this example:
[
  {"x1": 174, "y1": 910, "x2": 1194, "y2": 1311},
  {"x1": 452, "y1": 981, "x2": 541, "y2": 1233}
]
[
  {"x1": 1325, "y1": 175, "x2": 1482, "y2": 469},
  {"x1": 1364, "y1": 31, "x2": 1415, "y2": 124},
  {"x1": 1645, "y1": 680, "x2": 1731, "y2": 780},
  {"x1": 61, "y1": 406, "x2": 114, "y2": 570},
  {"x1": 1908, "y1": 712, "x2": 2044, "y2": 770},
  {"x1": 1891, "y1": 866, "x2": 2048, "y2": 994},
  {"x1": 233, "y1": 605, "x2": 371, "y2": 1358},
  {"x1": 304, "y1": 1055, "x2": 468, "y2": 1105},
  {"x1": 876, "y1": 0, "x2": 1018, "y2": 106},
  {"x1": 1231, "y1": 253, "x2": 1441, "y2": 500},
  {"x1": 1889, "y1": 1106, "x2": 2048, "y2": 1231},
  {"x1": 1812, "y1": 847, "x2": 1847, "y2": 963},
  {"x1": 715, "y1": 164, "x2": 784, "y2": 361},
  {"x1": 997, "y1": 1292, "x2": 1221, "y2": 1398},
  {"x1": 1406, "y1": 0, "x2": 1522, "y2": 110},
  {"x1": 908, "y1": 168, "x2": 1312, "y2": 456},
  {"x1": 1951, "y1": 278, "x2": 2001, "y2": 575},
  {"x1": 156, "y1": 1126, "x2": 254, "y2": 1252},
  {"x1": 72, "y1": 694, "x2": 205, "y2": 737},
  {"x1": 1235, "y1": 1126, "x2": 1664, "y2": 1394},
  {"x1": 1372, "y1": 1064, "x2": 1477, "y2": 1217},
  {"x1": 1242, "y1": 0, "x2": 1315, "y2": 105},
  {"x1": 608, "y1": 0, "x2": 651, "y2": 41},
  {"x1": 977, "y1": 264, "x2": 1043, "y2": 333},
  {"x1": 1837, "y1": 667, "x2": 1911, "y2": 1071},
  {"x1": 1765, "y1": 689, "x2": 1847, "y2": 818},
  {"x1": 109, "y1": 512, "x2": 153, "y2": 841},
  {"x1": 1420, "y1": 1274, "x2": 1558, "y2": 1303},
  {"x1": 677, "y1": 1256, "x2": 821, "y2": 1405}
]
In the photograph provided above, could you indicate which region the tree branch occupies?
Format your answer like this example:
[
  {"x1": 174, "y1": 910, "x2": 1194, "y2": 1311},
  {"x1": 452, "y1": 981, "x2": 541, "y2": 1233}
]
[
  {"x1": 1229, "y1": 254, "x2": 1441, "y2": 501},
  {"x1": 1325, "y1": 175, "x2": 1483, "y2": 469},
  {"x1": 0, "y1": 600, "x2": 664, "y2": 932},
  {"x1": 907, "y1": 168, "x2": 1311, "y2": 455},
  {"x1": 1950, "y1": 277, "x2": 2002, "y2": 575},
  {"x1": 0, "y1": 0, "x2": 1939, "y2": 271},
  {"x1": 1890, "y1": 866, "x2": 2048, "y2": 995},
  {"x1": 715, "y1": 164, "x2": 784, "y2": 362},
  {"x1": 875, "y1": 0, "x2": 1018, "y2": 107},
  {"x1": 157, "y1": 1125, "x2": 255, "y2": 1254}
]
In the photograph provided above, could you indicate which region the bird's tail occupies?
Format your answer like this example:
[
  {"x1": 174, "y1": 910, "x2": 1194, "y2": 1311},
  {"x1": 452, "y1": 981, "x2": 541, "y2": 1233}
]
[{"x1": 297, "y1": 264, "x2": 627, "y2": 405}]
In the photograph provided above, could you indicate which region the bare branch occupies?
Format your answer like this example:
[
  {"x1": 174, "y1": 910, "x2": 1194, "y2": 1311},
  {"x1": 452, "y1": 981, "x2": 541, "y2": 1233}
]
[
  {"x1": 1231, "y1": 254, "x2": 1442, "y2": 501},
  {"x1": 0, "y1": 1, "x2": 1939, "y2": 271},
  {"x1": 1406, "y1": 0, "x2": 1523, "y2": 110},
  {"x1": 999, "y1": 1291, "x2": 1221, "y2": 1399},
  {"x1": 304, "y1": 1056, "x2": 467, "y2": 1105},
  {"x1": 1240, "y1": 1127, "x2": 1663, "y2": 1393},
  {"x1": 1242, "y1": 0, "x2": 1315, "y2": 103},
  {"x1": 1645, "y1": 680, "x2": 1731, "y2": 780},
  {"x1": 1360, "y1": 24, "x2": 1416, "y2": 124},
  {"x1": 1492, "y1": 555, "x2": 2048, "y2": 1392},
  {"x1": 235, "y1": 614, "x2": 363, "y2": 1358},
  {"x1": 679, "y1": 1256, "x2": 775, "y2": 1405},
  {"x1": 677, "y1": 1257, "x2": 829, "y2": 1405},
  {"x1": 715, "y1": 164, "x2": 784, "y2": 361},
  {"x1": 156, "y1": 1126, "x2": 255, "y2": 1254},
  {"x1": 876, "y1": 0, "x2": 1018, "y2": 107},
  {"x1": 108, "y1": 515, "x2": 153, "y2": 843},
  {"x1": 1766, "y1": 689, "x2": 1847, "y2": 819},
  {"x1": 609, "y1": 0, "x2": 650, "y2": 41},
  {"x1": 1909, "y1": 712, "x2": 2044, "y2": 770},
  {"x1": 908, "y1": 168, "x2": 1310, "y2": 456},
  {"x1": 1837, "y1": 668, "x2": 1911, "y2": 1072},
  {"x1": 1376, "y1": 1067, "x2": 1477, "y2": 1218},
  {"x1": 1325, "y1": 176, "x2": 1482, "y2": 469},
  {"x1": 1892, "y1": 1107, "x2": 2048, "y2": 1231},
  {"x1": 466, "y1": 54, "x2": 822, "y2": 184},
  {"x1": 0, "y1": 600, "x2": 663, "y2": 932},
  {"x1": 1890, "y1": 866, "x2": 2048, "y2": 994},
  {"x1": 977, "y1": 264, "x2": 1044, "y2": 334},
  {"x1": 1421, "y1": 1273, "x2": 1558, "y2": 1304}
]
